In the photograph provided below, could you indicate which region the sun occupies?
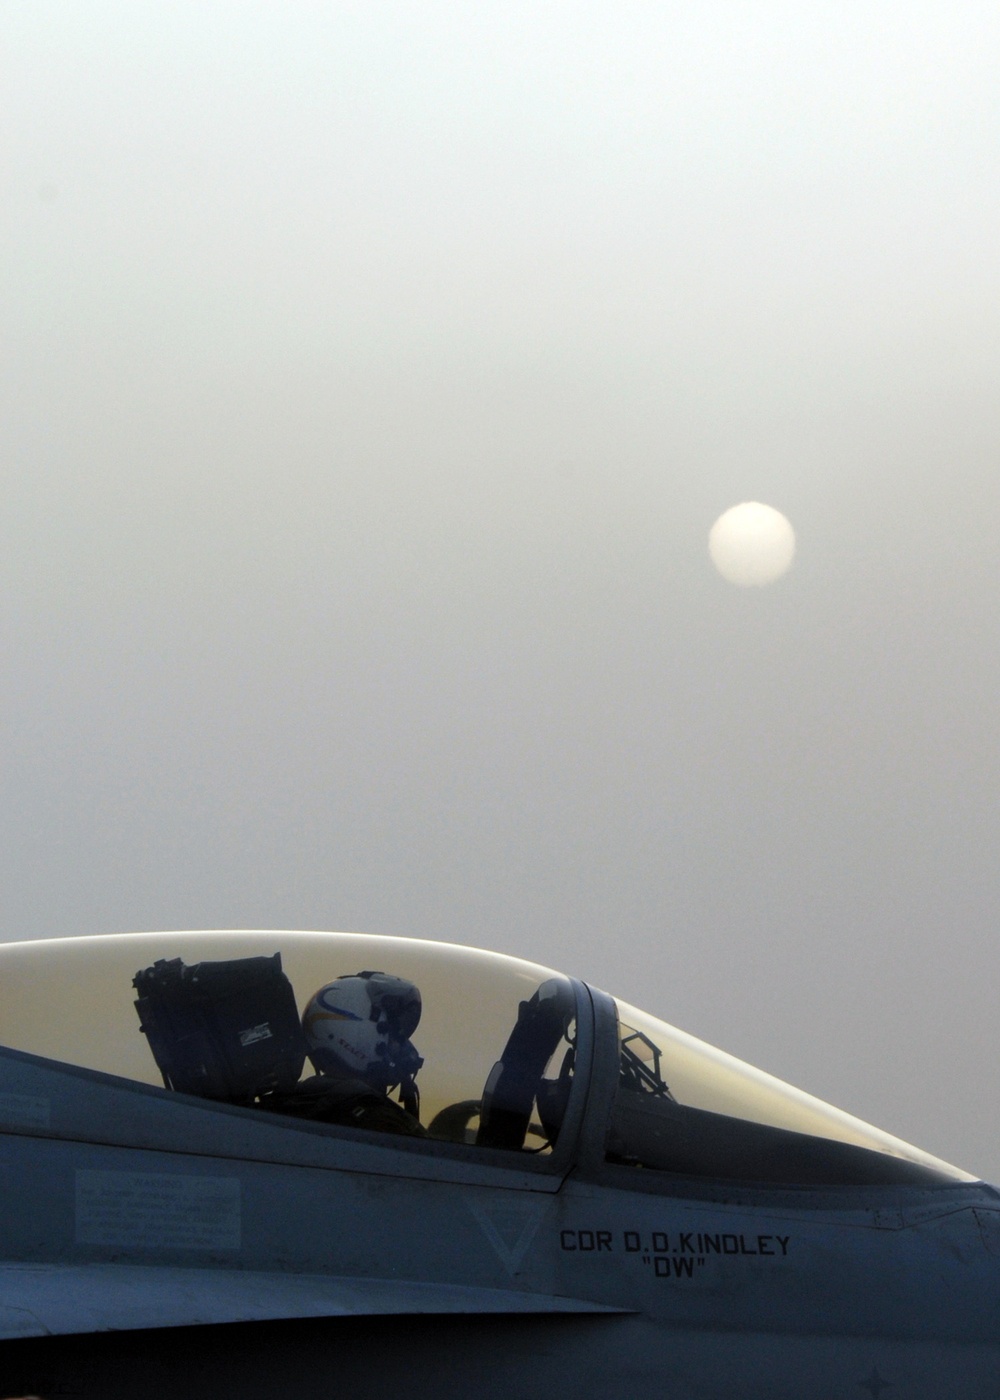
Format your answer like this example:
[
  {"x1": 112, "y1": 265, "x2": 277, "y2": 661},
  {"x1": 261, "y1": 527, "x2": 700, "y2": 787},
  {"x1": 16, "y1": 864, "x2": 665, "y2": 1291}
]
[{"x1": 708, "y1": 502, "x2": 796, "y2": 587}]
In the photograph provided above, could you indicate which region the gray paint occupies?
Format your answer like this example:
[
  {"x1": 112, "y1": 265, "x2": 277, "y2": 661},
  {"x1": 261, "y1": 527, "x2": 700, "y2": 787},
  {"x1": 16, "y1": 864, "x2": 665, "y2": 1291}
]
[
  {"x1": 1, "y1": 970, "x2": 998, "y2": 1398},
  {"x1": 0, "y1": 1264, "x2": 622, "y2": 1338}
]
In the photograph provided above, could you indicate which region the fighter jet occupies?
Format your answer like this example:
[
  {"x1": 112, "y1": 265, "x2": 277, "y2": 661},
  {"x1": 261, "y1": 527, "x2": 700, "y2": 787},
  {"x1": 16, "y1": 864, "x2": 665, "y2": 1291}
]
[{"x1": 0, "y1": 929, "x2": 996, "y2": 1399}]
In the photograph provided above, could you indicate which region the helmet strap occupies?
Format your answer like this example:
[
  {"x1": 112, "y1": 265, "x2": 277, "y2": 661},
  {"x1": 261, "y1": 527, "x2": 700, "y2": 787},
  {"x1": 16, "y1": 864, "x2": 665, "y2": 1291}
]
[{"x1": 400, "y1": 1075, "x2": 420, "y2": 1121}]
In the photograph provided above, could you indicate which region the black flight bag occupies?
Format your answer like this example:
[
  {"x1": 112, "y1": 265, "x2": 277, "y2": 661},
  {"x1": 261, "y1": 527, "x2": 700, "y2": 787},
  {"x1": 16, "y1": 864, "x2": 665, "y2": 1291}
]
[{"x1": 133, "y1": 953, "x2": 306, "y2": 1103}]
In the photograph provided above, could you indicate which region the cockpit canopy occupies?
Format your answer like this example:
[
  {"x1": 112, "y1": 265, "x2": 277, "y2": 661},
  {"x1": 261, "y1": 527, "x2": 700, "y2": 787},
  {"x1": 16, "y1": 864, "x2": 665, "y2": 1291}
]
[
  {"x1": 0, "y1": 931, "x2": 577, "y2": 1151},
  {"x1": 0, "y1": 930, "x2": 972, "y2": 1184}
]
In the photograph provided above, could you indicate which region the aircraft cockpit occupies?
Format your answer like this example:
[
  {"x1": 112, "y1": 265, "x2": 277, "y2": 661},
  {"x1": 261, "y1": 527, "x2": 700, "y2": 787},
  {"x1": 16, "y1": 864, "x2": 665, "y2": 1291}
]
[
  {"x1": 0, "y1": 930, "x2": 974, "y2": 1188},
  {"x1": 0, "y1": 931, "x2": 580, "y2": 1156}
]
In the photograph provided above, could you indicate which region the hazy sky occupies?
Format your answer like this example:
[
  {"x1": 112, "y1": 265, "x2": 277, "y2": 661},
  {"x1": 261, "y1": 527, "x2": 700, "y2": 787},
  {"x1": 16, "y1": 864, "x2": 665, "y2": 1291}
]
[{"x1": 4, "y1": 3, "x2": 1000, "y2": 1179}]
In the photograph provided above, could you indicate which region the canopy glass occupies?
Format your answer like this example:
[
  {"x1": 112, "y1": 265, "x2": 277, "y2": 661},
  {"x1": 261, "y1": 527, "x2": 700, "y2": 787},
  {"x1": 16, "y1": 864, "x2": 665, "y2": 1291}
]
[
  {"x1": 0, "y1": 931, "x2": 574, "y2": 1149},
  {"x1": 0, "y1": 931, "x2": 971, "y2": 1181},
  {"x1": 609, "y1": 998, "x2": 971, "y2": 1181}
]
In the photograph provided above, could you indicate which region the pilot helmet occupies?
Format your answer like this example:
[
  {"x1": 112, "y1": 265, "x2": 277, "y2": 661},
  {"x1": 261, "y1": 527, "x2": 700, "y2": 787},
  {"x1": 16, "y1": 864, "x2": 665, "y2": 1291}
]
[{"x1": 302, "y1": 970, "x2": 423, "y2": 1093}]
